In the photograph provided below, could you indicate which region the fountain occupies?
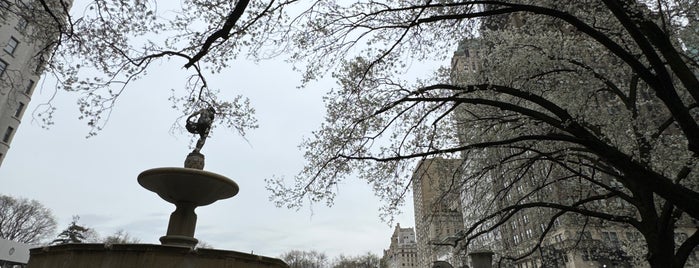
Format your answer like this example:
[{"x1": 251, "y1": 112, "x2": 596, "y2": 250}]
[
  {"x1": 138, "y1": 165, "x2": 239, "y2": 248},
  {"x1": 27, "y1": 107, "x2": 288, "y2": 268}
]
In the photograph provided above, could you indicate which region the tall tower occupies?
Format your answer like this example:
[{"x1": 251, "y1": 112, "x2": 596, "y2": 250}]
[
  {"x1": 446, "y1": 6, "x2": 699, "y2": 267},
  {"x1": 412, "y1": 158, "x2": 464, "y2": 267},
  {"x1": 382, "y1": 223, "x2": 419, "y2": 268},
  {"x1": 0, "y1": 0, "x2": 72, "y2": 166}
]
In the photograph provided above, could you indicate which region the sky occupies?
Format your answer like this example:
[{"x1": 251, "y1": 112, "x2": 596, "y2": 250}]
[
  {"x1": 0, "y1": 53, "x2": 421, "y2": 259},
  {"x1": 0, "y1": 1, "x2": 440, "y2": 260}
]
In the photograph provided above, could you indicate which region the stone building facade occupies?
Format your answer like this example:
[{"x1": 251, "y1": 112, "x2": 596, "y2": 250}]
[
  {"x1": 441, "y1": 7, "x2": 699, "y2": 267},
  {"x1": 382, "y1": 223, "x2": 419, "y2": 268},
  {"x1": 411, "y1": 158, "x2": 465, "y2": 267},
  {"x1": 450, "y1": 34, "x2": 642, "y2": 268},
  {"x1": 0, "y1": 0, "x2": 71, "y2": 166}
]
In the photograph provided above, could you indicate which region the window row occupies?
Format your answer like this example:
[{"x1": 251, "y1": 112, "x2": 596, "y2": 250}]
[
  {"x1": 0, "y1": 60, "x2": 37, "y2": 95},
  {"x1": 1, "y1": 33, "x2": 46, "y2": 76},
  {"x1": 0, "y1": 103, "x2": 26, "y2": 145},
  {"x1": 0, "y1": 57, "x2": 46, "y2": 77},
  {"x1": 1, "y1": 0, "x2": 41, "y2": 30}
]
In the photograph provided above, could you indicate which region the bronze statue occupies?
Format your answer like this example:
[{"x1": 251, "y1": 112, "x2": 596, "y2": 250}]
[{"x1": 186, "y1": 107, "x2": 216, "y2": 153}]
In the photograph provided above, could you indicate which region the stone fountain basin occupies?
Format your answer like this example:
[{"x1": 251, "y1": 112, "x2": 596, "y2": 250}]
[{"x1": 138, "y1": 167, "x2": 239, "y2": 206}]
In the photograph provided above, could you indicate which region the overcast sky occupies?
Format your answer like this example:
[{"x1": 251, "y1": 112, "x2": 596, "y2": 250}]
[{"x1": 0, "y1": 1, "x2": 440, "y2": 259}]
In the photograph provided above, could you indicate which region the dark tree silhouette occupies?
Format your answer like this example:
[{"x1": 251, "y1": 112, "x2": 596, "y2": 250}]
[
  {"x1": 51, "y1": 216, "x2": 91, "y2": 245},
  {"x1": 0, "y1": 195, "x2": 56, "y2": 244}
]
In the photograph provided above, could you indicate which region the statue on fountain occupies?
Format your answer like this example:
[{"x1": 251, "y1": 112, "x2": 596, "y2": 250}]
[
  {"x1": 184, "y1": 106, "x2": 215, "y2": 169},
  {"x1": 186, "y1": 106, "x2": 216, "y2": 154}
]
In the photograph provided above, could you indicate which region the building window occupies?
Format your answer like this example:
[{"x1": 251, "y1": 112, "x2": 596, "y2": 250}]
[
  {"x1": 16, "y1": 18, "x2": 27, "y2": 31},
  {"x1": 0, "y1": 60, "x2": 6, "y2": 76},
  {"x1": 601, "y1": 231, "x2": 620, "y2": 245},
  {"x1": 554, "y1": 233, "x2": 563, "y2": 243},
  {"x1": 24, "y1": 79, "x2": 34, "y2": 94},
  {"x1": 14, "y1": 102, "x2": 24, "y2": 118},
  {"x1": 5, "y1": 37, "x2": 18, "y2": 55},
  {"x1": 3, "y1": 126, "x2": 14, "y2": 143},
  {"x1": 626, "y1": 231, "x2": 643, "y2": 242}
]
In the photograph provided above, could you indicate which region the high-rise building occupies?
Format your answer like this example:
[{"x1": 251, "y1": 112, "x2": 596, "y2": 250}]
[
  {"x1": 0, "y1": 0, "x2": 71, "y2": 166},
  {"x1": 382, "y1": 223, "x2": 419, "y2": 268},
  {"x1": 411, "y1": 158, "x2": 465, "y2": 267},
  {"x1": 450, "y1": 34, "x2": 641, "y2": 268},
  {"x1": 445, "y1": 5, "x2": 699, "y2": 267}
]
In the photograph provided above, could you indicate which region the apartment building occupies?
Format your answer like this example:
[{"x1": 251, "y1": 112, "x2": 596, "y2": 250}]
[
  {"x1": 0, "y1": 0, "x2": 71, "y2": 166},
  {"x1": 382, "y1": 223, "x2": 419, "y2": 268},
  {"x1": 441, "y1": 4, "x2": 699, "y2": 266},
  {"x1": 411, "y1": 158, "x2": 465, "y2": 267}
]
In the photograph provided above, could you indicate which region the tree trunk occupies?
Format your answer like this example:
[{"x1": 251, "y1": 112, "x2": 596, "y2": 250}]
[{"x1": 645, "y1": 226, "x2": 677, "y2": 268}]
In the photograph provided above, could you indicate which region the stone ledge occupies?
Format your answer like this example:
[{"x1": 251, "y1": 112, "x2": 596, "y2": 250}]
[{"x1": 28, "y1": 243, "x2": 289, "y2": 268}]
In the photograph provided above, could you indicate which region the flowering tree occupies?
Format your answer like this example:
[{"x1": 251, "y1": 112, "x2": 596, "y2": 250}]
[
  {"x1": 261, "y1": 1, "x2": 699, "y2": 267},
  {"x1": 10, "y1": 0, "x2": 699, "y2": 267},
  {"x1": 2, "y1": 0, "x2": 260, "y2": 136}
]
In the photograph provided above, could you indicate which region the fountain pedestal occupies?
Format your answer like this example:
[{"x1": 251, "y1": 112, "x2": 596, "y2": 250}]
[{"x1": 138, "y1": 167, "x2": 239, "y2": 248}]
